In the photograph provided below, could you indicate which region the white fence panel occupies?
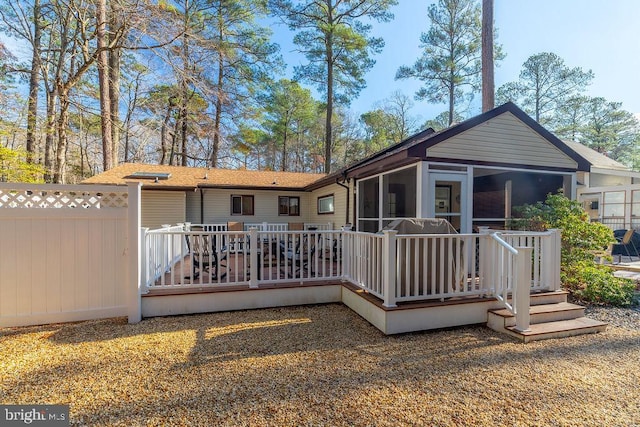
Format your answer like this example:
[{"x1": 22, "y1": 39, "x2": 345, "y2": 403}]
[{"x1": 0, "y1": 183, "x2": 138, "y2": 328}]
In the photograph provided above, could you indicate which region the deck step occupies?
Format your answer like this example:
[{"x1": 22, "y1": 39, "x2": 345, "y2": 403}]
[
  {"x1": 488, "y1": 302, "x2": 585, "y2": 327},
  {"x1": 487, "y1": 299, "x2": 607, "y2": 342},
  {"x1": 504, "y1": 317, "x2": 608, "y2": 343},
  {"x1": 529, "y1": 290, "x2": 568, "y2": 305}
]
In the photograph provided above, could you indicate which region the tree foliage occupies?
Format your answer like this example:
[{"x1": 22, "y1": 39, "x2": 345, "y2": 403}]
[
  {"x1": 397, "y1": 0, "x2": 502, "y2": 126},
  {"x1": 496, "y1": 52, "x2": 594, "y2": 126},
  {"x1": 270, "y1": 0, "x2": 397, "y2": 173},
  {"x1": 0, "y1": 146, "x2": 44, "y2": 183},
  {"x1": 511, "y1": 193, "x2": 635, "y2": 306}
]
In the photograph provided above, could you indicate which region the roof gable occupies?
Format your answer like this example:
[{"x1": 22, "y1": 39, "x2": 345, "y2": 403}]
[
  {"x1": 407, "y1": 102, "x2": 590, "y2": 171},
  {"x1": 425, "y1": 111, "x2": 579, "y2": 169}
]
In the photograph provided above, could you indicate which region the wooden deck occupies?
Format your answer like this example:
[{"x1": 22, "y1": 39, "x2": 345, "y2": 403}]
[{"x1": 151, "y1": 250, "x2": 342, "y2": 287}]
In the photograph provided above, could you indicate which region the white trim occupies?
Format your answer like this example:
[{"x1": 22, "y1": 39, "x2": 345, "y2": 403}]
[{"x1": 428, "y1": 172, "x2": 469, "y2": 233}]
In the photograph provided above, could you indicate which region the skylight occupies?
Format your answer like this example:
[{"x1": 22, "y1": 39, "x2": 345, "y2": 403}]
[{"x1": 127, "y1": 172, "x2": 171, "y2": 180}]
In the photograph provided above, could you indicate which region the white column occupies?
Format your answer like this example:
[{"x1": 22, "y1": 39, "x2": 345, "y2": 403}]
[
  {"x1": 127, "y1": 182, "x2": 142, "y2": 324},
  {"x1": 249, "y1": 227, "x2": 259, "y2": 288},
  {"x1": 382, "y1": 230, "x2": 397, "y2": 308},
  {"x1": 514, "y1": 247, "x2": 532, "y2": 332}
]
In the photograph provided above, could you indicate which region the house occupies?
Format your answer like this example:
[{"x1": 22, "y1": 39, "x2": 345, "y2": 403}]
[
  {"x1": 84, "y1": 102, "x2": 595, "y2": 233},
  {"x1": 82, "y1": 165, "x2": 345, "y2": 230},
  {"x1": 568, "y1": 140, "x2": 640, "y2": 230},
  {"x1": 3, "y1": 102, "x2": 613, "y2": 340}
]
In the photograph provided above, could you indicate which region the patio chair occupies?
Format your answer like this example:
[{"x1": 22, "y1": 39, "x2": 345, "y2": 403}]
[
  {"x1": 227, "y1": 221, "x2": 245, "y2": 253},
  {"x1": 280, "y1": 232, "x2": 318, "y2": 277},
  {"x1": 612, "y1": 229, "x2": 640, "y2": 262},
  {"x1": 186, "y1": 231, "x2": 227, "y2": 280}
]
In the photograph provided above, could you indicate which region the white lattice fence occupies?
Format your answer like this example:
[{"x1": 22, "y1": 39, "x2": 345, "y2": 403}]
[{"x1": 0, "y1": 183, "x2": 141, "y2": 327}]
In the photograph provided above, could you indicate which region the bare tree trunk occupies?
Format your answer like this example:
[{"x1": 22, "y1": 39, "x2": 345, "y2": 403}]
[
  {"x1": 481, "y1": 0, "x2": 495, "y2": 112},
  {"x1": 44, "y1": 87, "x2": 57, "y2": 182},
  {"x1": 281, "y1": 122, "x2": 288, "y2": 171},
  {"x1": 160, "y1": 101, "x2": 173, "y2": 164},
  {"x1": 108, "y1": 0, "x2": 122, "y2": 167},
  {"x1": 26, "y1": 0, "x2": 41, "y2": 163},
  {"x1": 324, "y1": 38, "x2": 333, "y2": 174},
  {"x1": 123, "y1": 70, "x2": 142, "y2": 163},
  {"x1": 54, "y1": 85, "x2": 70, "y2": 183},
  {"x1": 97, "y1": 0, "x2": 113, "y2": 171},
  {"x1": 211, "y1": 24, "x2": 223, "y2": 168}
]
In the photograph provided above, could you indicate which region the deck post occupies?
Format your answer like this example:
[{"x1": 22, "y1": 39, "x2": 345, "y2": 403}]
[
  {"x1": 249, "y1": 227, "x2": 259, "y2": 288},
  {"x1": 341, "y1": 230, "x2": 350, "y2": 280},
  {"x1": 382, "y1": 230, "x2": 397, "y2": 308},
  {"x1": 514, "y1": 247, "x2": 532, "y2": 332},
  {"x1": 551, "y1": 229, "x2": 562, "y2": 291},
  {"x1": 139, "y1": 227, "x2": 149, "y2": 294},
  {"x1": 478, "y1": 227, "x2": 491, "y2": 294},
  {"x1": 127, "y1": 182, "x2": 142, "y2": 324}
]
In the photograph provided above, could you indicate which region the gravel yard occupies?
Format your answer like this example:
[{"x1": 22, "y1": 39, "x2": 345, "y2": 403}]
[{"x1": 1, "y1": 304, "x2": 639, "y2": 427}]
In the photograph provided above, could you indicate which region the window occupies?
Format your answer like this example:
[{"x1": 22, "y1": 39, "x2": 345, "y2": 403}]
[
  {"x1": 317, "y1": 194, "x2": 335, "y2": 214},
  {"x1": 231, "y1": 195, "x2": 254, "y2": 215},
  {"x1": 603, "y1": 191, "x2": 625, "y2": 217},
  {"x1": 278, "y1": 196, "x2": 300, "y2": 216}
]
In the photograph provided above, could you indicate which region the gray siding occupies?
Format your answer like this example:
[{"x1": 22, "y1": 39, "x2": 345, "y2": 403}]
[
  {"x1": 427, "y1": 112, "x2": 578, "y2": 169},
  {"x1": 141, "y1": 191, "x2": 186, "y2": 229}
]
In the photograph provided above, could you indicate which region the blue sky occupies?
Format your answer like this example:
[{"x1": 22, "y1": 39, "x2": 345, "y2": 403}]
[{"x1": 272, "y1": 0, "x2": 640, "y2": 122}]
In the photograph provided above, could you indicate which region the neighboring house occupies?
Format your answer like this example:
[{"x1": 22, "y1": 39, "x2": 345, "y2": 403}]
[
  {"x1": 569, "y1": 140, "x2": 640, "y2": 230},
  {"x1": 83, "y1": 165, "x2": 346, "y2": 229},
  {"x1": 85, "y1": 102, "x2": 608, "y2": 232}
]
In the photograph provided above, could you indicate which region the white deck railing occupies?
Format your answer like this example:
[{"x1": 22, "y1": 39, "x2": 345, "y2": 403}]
[
  {"x1": 485, "y1": 232, "x2": 533, "y2": 331},
  {"x1": 142, "y1": 224, "x2": 560, "y2": 328},
  {"x1": 141, "y1": 224, "x2": 188, "y2": 290},
  {"x1": 142, "y1": 227, "x2": 344, "y2": 290}
]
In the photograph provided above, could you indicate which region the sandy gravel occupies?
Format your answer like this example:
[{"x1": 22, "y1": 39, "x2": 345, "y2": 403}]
[{"x1": 1, "y1": 304, "x2": 639, "y2": 427}]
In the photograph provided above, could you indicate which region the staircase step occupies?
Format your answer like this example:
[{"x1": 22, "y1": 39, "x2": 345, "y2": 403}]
[
  {"x1": 504, "y1": 317, "x2": 608, "y2": 343},
  {"x1": 529, "y1": 290, "x2": 568, "y2": 305},
  {"x1": 489, "y1": 302, "x2": 585, "y2": 326}
]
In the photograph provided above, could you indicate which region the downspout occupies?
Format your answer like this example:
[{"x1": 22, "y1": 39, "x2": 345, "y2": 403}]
[{"x1": 336, "y1": 174, "x2": 350, "y2": 226}]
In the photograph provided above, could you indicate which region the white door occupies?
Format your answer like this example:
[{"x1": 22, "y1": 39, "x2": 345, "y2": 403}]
[{"x1": 428, "y1": 173, "x2": 469, "y2": 233}]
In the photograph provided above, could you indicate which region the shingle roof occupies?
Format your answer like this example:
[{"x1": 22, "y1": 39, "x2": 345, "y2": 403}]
[
  {"x1": 82, "y1": 163, "x2": 326, "y2": 190},
  {"x1": 563, "y1": 140, "x2": 630, "y2": 171}
]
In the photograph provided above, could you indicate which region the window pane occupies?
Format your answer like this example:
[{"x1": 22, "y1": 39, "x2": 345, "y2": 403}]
[
  {"x1": 232, "y1": 196, "x2": 241, "y2": 214},
  {"x1": 242, "y1": 196, "x2": 254, "y2": 215},
  {"x1": 358, "y1": 177, "x2": 379, "y2": 218},
  {"x1": 279, "y1": 197, "x2": 289, "y2": 215},
  {"x1": 289, "y1": 197, "x2": 299, "y2": 215},
  {"x1": 633, "y1": 190, "x2": 640, "y2": 203},
  {"x1": 318, "y1": 195, "x2": 334, "y2": 214},
  {"x1": 603, "y1": 205, "x2": 624, "y2": 217},
  {"x1": 383, "y1": 167, "x2": 416, "y2": 218},
  {"x1": 604, "y1": 191, "x2": 625, "y2": 203}
]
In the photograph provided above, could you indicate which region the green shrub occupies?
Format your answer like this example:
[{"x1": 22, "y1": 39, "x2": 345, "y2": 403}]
[
  {"x1": 512, "y1": 192, "x2": 635, "y2": 307},
  {"x1": 563, "y1": 261, "x2": 636, "y2": 306}
]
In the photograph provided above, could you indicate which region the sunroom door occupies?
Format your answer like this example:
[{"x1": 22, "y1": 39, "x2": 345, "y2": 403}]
[{"x1": 429, "y1": 173, "x2": 468, "y2": 233}]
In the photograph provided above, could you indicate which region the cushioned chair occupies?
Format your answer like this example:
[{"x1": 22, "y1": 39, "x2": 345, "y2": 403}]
[{"x1": 612, "y1": 229, "x2": 640, "y2": 262}]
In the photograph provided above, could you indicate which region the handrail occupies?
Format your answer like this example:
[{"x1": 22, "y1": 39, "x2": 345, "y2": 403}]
[
  {"x1": 489, "y1": 231, "x2": 531, "y2": 332},
  {"x1": 490, "y1": 232, "x2": 519, "y2": 255}
]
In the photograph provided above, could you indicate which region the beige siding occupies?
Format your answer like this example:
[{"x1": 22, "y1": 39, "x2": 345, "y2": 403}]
[
  {"x1": 589, "y1": 172, "x2": 632, "y2": 187},
  {"x1": 427, "y1": 112, "x2": 578, "y2": 169},
  {"x1": 186, "y1": 190, "x2": 201, "y2": 223},
  {"x1": 308, "y1": 183, "x2": 351, "y2": 228},
  {"x1": 200, "y1": 188, "x2": 312, "y2": 224},
  {"x1": 141, "y1": 191, "x2": 186, "y2": 229}
]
